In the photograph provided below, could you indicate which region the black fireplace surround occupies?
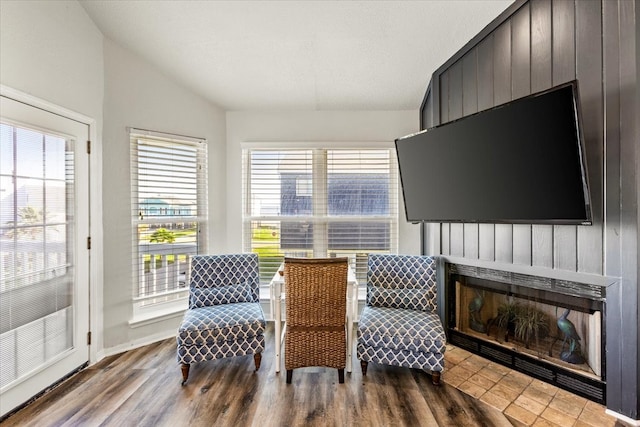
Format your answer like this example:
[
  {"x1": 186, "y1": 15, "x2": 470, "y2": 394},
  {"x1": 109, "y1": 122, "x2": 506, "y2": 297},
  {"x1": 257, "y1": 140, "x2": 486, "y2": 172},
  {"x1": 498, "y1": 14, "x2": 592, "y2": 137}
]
[{"x1": 446, "y1": 263, "x2": 606, "y2": 404}]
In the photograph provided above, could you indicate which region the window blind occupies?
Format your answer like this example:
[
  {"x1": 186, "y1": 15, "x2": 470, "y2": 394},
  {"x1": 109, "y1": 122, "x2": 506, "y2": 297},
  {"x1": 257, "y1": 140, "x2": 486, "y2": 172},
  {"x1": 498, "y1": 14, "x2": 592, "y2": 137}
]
[
  {"x1": 130, "y1": 129, "x2": 207, "y2": 305},
  {"x1": 243, "y1": 147, "x2": 398, "y2": 285},
  {"x1": 0, "y1": 122, "x2": 74, "y2": 388}
]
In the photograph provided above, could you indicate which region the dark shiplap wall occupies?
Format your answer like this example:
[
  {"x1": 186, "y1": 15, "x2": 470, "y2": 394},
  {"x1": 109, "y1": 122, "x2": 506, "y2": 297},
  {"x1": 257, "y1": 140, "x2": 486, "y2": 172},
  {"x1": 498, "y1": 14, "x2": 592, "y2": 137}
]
[
  {"x1": 426, "y1": 0, "x2": 603, "y2": 273},
  {"x1": 421, "y1": 0, "x2": 639, "y2": 419}
]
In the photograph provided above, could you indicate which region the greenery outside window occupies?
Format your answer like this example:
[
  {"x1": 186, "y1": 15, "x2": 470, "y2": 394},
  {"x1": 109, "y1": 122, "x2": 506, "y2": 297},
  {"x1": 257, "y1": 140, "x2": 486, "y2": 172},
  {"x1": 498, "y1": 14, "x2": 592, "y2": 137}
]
[
  {"x1": 242, "y1": 146, "x2": 398, "y2": 286},
  {"x1": 130, "y1": 129, "x2": 207, "y2": 315}
]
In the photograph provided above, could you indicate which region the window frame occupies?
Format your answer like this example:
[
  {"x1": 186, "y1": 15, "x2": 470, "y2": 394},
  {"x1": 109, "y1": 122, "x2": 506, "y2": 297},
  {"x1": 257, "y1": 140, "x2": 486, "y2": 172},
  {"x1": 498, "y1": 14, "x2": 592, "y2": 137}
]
[
  {"x1": 241, "y1": 141, "x2": 399, "y2": 290},
  {"x1": 129, "y1": 128, "x2": 208, "y2": 324}
]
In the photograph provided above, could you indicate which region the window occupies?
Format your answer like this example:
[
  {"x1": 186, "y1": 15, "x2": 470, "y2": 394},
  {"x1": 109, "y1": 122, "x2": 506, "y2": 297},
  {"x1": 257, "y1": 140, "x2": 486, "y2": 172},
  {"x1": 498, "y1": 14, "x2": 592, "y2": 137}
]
[
  {"x1": 243, "y1": 147, "x2": 398, "y2": 285},
  {"x1": 1, "y1": 124, "x2": 71, "y2": 293},
  {"x1": 130, "y1": 129, "x2": 207, "y2": 312}
]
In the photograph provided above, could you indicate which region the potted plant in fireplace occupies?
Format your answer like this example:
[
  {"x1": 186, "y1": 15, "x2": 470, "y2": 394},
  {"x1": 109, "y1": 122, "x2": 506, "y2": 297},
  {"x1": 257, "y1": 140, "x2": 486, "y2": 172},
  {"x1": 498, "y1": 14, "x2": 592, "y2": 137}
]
[
  {"x1": 491, "y1": 300, "x2": 521, "y2": 342},
  {"x1": 514, "y1": 304, "x2": 550, "y2": 349}
]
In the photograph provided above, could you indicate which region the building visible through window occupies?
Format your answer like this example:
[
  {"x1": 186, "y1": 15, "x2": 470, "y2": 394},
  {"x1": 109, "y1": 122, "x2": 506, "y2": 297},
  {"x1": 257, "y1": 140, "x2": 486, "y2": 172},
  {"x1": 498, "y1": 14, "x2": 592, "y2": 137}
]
[
  {"x1": 130, "y1": 129, "x2": 207, "y2": 306},
  {"x1": 243, "y1": 148, "x2": 398, "y2": 284}
]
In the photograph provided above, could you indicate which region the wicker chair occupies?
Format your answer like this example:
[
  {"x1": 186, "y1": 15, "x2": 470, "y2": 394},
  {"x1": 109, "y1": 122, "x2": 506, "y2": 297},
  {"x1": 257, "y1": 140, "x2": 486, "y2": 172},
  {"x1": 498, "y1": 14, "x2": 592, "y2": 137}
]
[
  {"x1": 357, "y1": 254, "x2": 446, "y2": 385},
  {"x1": 176, "y1": 254, "x2": 266, "y2": 385},
  {"x1": 284, "y1": 257, "x2": 349, "y2": 384}
]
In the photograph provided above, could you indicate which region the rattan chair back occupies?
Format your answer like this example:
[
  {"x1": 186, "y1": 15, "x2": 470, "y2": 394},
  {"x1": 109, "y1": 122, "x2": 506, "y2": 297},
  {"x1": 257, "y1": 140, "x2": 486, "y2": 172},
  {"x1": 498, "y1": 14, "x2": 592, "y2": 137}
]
[{"x1": 283, "y1": 257, "x2": 349, "y2": 380}]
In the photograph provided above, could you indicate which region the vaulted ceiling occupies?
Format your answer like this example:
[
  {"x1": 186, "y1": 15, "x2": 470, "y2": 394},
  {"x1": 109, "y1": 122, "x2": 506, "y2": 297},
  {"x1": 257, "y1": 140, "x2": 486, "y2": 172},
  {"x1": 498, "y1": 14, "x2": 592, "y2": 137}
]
[{"x1": 80, "y1": 1, "x2": 513, "y2": 111}]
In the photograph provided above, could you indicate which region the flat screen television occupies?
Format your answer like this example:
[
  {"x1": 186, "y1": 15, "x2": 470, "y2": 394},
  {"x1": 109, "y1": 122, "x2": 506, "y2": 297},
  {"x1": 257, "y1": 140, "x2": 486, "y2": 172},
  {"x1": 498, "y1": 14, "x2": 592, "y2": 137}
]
[{"x1": 396, "y1": 80, "x2": 592, "y2": 225}]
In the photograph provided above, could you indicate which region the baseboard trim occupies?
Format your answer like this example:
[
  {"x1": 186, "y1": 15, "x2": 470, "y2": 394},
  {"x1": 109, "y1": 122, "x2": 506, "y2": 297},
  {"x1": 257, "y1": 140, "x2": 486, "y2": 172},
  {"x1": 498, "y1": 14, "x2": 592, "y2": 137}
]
[
  {"x1": 606, "y1": 409, "x2": 640, "y2": 426},
  {"x1": 101, "y1": 330, "x2": 177, "y2": 359}
]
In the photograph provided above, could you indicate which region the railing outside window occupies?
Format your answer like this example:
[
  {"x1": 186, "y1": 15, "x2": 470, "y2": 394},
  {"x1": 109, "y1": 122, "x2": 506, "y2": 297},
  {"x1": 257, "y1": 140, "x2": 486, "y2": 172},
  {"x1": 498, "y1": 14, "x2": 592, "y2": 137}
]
[{"x1": 130, "y1": 129, "x2": 207, "y2": 308}]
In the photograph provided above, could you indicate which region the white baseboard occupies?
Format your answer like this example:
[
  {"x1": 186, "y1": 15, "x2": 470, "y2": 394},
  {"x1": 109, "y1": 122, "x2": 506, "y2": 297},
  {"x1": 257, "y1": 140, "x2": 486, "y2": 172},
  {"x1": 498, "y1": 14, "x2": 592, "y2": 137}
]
[
  {"x1": 606, "y1": 409, "x2": 640, "y2": 426},
  {"x1": 99, "y1": 330, "x2": 177, "y2": 360}
]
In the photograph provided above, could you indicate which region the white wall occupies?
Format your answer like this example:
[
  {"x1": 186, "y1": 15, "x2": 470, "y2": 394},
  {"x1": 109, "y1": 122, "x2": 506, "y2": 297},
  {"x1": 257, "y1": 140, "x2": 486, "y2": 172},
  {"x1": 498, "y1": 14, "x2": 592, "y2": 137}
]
[
  {"x1": 226, "y1": 111, "x2": 422, "y2": 255},
  {"x1": 101, "y1": 39, "x2": 227, "y2": 351},
  {"x1": 0, "y1": 0, "x2": 104, "y2": 121}
]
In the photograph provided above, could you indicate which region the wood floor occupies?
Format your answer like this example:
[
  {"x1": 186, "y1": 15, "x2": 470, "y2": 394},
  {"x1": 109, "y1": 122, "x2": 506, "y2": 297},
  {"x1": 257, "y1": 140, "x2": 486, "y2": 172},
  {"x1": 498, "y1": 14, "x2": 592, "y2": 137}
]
[{"x1": 2, "y1": 323, "x2": 514, "y2": 427}]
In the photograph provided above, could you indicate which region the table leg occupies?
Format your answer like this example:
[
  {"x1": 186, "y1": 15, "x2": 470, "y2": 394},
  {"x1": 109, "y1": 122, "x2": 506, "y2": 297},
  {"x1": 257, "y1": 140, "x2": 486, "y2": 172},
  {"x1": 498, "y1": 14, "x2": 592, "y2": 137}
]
[
  {"x1": 274, "y1": 283, "x2": 282, "y2": 373},
  {"x1": 346, "y1": 281, "x2": 356, "y2": 373}
]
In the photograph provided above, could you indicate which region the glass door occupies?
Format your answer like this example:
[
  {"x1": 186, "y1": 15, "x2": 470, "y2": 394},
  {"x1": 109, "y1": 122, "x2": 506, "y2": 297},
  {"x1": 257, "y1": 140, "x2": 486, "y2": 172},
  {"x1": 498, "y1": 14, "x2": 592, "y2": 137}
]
[{"x1": 0, "y1": 96, "x2": 90, "y2": 416}]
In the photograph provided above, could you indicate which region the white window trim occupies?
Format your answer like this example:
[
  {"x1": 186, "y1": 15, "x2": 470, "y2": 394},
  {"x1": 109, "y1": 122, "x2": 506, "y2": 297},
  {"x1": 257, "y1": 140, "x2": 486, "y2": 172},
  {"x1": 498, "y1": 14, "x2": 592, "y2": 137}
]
[
  {"x1": 243, "y1": 143, "x2": 399, "y2": 295},
  {"x1": 129, "y1": 127, "x2": 207, "y2": 325},
  {"x1": 241, "y1": 141, "x2": 394, "y2": 150},
  {"x1": 129, "y1": 290, "x2": 189, "y2": 328}
]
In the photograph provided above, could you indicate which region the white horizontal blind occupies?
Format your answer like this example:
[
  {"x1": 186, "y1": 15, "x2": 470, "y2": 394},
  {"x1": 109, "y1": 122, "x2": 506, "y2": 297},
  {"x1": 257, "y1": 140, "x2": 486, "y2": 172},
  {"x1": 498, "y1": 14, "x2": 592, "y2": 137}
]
[
  {"x1": 243, "y1": 147, "x2": 398, "y2": 285},
  {"x1": 0, "y1": 122, "x2": 74, "y2": 388},
  {"x1": 130, "y1": 130, "x2": 207, "y2": 305}
]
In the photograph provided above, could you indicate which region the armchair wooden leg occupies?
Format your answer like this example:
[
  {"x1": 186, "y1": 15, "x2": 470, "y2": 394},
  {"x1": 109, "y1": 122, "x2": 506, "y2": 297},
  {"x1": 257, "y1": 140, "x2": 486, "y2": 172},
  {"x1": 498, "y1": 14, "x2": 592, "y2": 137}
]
[
  {"x1": 286, "y1": 369, "x2": 293, "y2": 384},
  {"x1": 254, "y1": 353, "x2": 262, "y2": 371},
  {"x1": 360, "y1": 361, "x2": 368, "y2": 376},
  {"x1": 181, "y1": 364, "x2": 190, "y2": 386},
  {"x1": 431, "y1": 371, "x2": 441, "y2": 386},
  {"x1": 338, "y1": 368, "x2": 345, "y2": 384}
]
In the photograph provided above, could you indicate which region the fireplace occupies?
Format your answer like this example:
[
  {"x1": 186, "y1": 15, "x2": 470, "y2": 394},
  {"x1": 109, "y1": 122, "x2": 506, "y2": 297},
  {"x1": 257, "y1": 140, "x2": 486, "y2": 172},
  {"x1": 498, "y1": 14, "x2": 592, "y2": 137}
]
[{"x1": 446, "y1": 263, "x2": 606, "y2": 404}]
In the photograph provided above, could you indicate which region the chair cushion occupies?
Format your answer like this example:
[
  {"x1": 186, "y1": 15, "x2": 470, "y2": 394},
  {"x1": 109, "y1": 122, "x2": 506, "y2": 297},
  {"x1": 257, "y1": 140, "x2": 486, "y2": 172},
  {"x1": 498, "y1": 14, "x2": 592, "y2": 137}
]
[
  {"x1": 358, "y1": 305, "x2": 446, "y2": 355},
  {"x1": 368, "y1": 286, "x2": 433, "y2": 312},
  {"x1": 367, "y1": 254, "x2": 438, "y2": 312},
  {"x1": 177, "y1": 302, "x2": 265, "y2": 347},
  {"x1": 189, "y1": 254, "x2": 260, "y2": 303},
  {"x1": 189, "y1": 282, "x2": 252, "y2": 307}
]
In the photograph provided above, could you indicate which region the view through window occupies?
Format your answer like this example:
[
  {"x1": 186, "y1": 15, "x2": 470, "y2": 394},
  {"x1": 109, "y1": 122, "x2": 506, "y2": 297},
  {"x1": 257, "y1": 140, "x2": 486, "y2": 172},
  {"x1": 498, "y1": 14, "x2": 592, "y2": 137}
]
[
  {"x1": 0, "y1": 121, "x2": 76, "y2": 389},
  {"x1": 130, "y1": 130, "x2": 207, "y2": 307},
  {"x1": 243, "y1": 148, "x2": 398, "y2": 285}
]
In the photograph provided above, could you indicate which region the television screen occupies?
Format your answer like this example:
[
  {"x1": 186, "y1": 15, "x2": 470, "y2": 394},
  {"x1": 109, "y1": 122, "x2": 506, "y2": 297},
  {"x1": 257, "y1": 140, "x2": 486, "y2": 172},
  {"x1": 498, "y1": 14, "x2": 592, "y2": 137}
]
[{"x1": 396, "y1": 80, "x2": 592, "y2": 225}]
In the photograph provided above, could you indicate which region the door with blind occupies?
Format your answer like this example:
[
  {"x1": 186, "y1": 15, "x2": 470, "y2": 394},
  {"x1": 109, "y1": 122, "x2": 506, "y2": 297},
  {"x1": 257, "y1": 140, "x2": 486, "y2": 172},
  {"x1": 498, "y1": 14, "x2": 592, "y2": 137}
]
[{"x1": 0, "y1": 96, "x2": 90, "y2": 416}]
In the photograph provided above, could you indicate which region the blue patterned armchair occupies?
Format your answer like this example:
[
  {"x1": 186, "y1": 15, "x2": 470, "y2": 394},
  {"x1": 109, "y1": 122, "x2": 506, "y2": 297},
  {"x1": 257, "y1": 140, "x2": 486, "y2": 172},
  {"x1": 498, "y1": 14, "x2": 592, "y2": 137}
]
[
  {"x1": 177, "y1": 254, "x2": 266, "y2": 385},
  {"x1": 356, "y1": 254, "x2": 446, "y2": 385}
]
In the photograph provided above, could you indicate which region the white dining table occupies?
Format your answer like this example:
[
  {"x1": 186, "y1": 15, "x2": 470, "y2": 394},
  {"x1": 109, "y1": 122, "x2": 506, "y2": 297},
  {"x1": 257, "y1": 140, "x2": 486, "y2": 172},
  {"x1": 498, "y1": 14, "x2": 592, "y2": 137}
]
[{"x1": 269, "y1": 263, "x2": 359, "y2": 373}]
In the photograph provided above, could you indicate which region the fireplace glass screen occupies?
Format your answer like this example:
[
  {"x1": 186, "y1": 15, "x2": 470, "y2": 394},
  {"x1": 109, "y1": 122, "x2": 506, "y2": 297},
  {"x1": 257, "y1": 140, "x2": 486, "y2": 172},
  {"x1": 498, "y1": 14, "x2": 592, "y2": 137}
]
[
  {"x1": 446, "y1": 264, "x2": 606, "y2": 403},
  {"x1": 455, "y1": 282, "x2": 602, "y2": 379}
]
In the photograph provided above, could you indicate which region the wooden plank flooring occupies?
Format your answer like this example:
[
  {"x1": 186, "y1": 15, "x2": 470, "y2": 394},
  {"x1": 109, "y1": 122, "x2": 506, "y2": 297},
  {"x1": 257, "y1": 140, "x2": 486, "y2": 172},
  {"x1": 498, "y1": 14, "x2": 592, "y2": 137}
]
[{"x1": 2, "y1": 323, "x2": 513, "y2": 427}]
